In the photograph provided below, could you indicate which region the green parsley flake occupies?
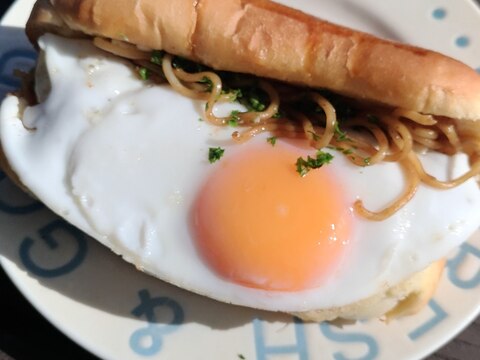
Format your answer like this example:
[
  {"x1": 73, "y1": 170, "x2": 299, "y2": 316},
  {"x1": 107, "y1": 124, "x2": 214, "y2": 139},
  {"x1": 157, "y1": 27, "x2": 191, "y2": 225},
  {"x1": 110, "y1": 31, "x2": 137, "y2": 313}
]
[
  {"x1": 363, "y1": 157, "x2": 371, "y2": 166},
  {"x1": 334, "y1": 121, "x2": 348, "y2": 142},
  {"x1": 208, "y1": 147, "x2": 225, "y2": 163},
  {"x1": 238, "y1": 355, "x2": 246, "y2": 360},
  {"x1": 198, "y1": 76, "x2": 213, "y2": 92},
  {"x1": 150, "y1": 50, "x2": 164, "y2": 65},
  {"x1": 228, "y1": 88, "x2": 243, "y2": 102},
  {"x1": 267, "y1": 136, "x2": 277, "y2": 146},
  {"x1": 296, "y1": 150, "x2": 333, "y2": 177},
  {"x1": 249, "y1": 96, "x2": 266, "y2": 111},
  {"x1": 228, "y1": 110, "x2": 240, "y2": 127},
  {"x1": 307, "y1": 130, "x2": 320, "y2": 142},
  {"x1": 138, "y1": 67, "x2": 150, "y2": 80},
  {"x1": 328, "y1": 146, "x2": 353, "y2": 155}
]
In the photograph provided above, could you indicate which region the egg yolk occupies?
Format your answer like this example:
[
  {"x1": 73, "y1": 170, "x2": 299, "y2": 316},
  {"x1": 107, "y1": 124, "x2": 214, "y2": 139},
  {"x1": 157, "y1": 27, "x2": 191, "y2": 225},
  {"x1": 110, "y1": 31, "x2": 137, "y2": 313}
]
[{"x1": 192, "y1": 142, "x2": 352, "y2": 291}]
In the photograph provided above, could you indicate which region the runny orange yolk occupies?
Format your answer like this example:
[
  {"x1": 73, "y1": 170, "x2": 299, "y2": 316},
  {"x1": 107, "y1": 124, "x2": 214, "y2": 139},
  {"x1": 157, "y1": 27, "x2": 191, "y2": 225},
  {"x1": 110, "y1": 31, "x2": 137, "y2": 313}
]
[{"x1": 192, "y1": 142, "x2": 352, "y2": 292}]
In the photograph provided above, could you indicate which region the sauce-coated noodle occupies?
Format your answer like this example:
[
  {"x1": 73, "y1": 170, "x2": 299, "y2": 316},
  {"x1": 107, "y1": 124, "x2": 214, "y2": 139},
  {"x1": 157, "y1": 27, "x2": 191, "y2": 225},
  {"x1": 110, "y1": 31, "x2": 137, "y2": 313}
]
[{"x1": 94, "y1": 38, "x2": 480, "y2": 220}]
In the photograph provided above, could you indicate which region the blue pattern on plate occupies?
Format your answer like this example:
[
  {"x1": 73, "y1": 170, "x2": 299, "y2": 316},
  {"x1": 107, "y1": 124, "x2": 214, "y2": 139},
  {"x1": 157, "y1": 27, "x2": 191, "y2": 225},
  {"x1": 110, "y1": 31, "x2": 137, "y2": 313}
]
[
  {"x1": 431, "y1": 7, "x2": 471, "y2": 49},
  {"x1": 129, "y1": 289, "x2": 185, "y2": 356},
  {"x1": 0, "y1": 171, "x2": 44, "y2": 214},
  {"x1": 408, "y1": 300, "x2": 448, "y2": 341},
  {"x1": 0, "y1": 48, "x2": 36, "y2": 88},
  {"x1": 320, "y1": 322, "x2": 379, "y2": 360},
  {"x1": 455, "y1": 36, "x2": 470, "y2": 48},
  {"x1": 447, "y1": 242, "x2": 480, "y2": 289},
  {"x1": 253, "y1": 316, "x2": 308, "y2": 360},
  {"x1": 19, "y1": 219, "x2": 88, "y2": 277},
  {"x1": 432, "y1": 8, "x2": 447, "y2": 20}
]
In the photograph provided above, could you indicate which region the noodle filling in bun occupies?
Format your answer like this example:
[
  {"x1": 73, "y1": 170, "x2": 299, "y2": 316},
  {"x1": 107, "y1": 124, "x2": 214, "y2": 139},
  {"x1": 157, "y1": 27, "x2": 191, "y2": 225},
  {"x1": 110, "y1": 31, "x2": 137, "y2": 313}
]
[{"x1": 95, "y1": 40, "x2": 480, "y2": 221}]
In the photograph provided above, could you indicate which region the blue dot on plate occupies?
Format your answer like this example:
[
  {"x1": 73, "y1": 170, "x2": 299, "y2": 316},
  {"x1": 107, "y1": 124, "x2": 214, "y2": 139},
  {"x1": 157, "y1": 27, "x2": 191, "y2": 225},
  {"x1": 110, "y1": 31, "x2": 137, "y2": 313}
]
[
  {"x1": 456, "y1": 36, "x2": 470, "y2": 48},
  {"x1": 432, "y1": 8, "x2": 447, "y2": 19}
]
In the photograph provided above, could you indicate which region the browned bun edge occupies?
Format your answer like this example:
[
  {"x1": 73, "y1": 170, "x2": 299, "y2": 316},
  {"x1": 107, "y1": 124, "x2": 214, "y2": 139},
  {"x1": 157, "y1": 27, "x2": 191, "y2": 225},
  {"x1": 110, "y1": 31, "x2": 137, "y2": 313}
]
[
  {"x1": 293, "y1": 259, "x2": 445, "y2": 322},
  {"x1": 23, "y1": 0, "x2": 480, "y2": 121},
  {"x1": 25, "y1": 0, "x2": 86, "y2": 47}
]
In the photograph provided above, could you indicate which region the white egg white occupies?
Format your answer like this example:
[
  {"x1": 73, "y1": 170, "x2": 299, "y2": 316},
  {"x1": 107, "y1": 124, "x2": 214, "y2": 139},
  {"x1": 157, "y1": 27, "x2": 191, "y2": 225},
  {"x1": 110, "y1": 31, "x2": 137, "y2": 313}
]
[{"x1": 1, "y1": 34, "x2": 480, "y2": 312}]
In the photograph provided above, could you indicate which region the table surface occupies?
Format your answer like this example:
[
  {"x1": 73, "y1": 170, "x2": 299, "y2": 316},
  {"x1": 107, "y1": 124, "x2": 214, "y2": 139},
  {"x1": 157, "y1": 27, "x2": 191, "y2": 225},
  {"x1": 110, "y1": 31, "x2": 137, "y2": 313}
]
[{"x1": 1, "y1": 1, "x2": 480, "y2": 359}]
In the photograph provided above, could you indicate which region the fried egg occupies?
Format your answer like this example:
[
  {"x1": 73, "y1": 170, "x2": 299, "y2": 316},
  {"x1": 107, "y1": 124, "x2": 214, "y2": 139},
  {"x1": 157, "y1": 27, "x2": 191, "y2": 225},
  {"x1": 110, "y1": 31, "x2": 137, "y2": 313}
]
[{"x1": 1, "y1": 35, "x2": 480, "y2": 312}]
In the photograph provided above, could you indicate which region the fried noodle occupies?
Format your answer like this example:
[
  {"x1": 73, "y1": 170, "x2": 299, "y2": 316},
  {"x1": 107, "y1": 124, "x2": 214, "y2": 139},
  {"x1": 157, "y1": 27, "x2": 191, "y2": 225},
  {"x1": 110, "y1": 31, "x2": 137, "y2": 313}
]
[{"x1": 94, "y1": 37, "x2": 480, "y2": 220}]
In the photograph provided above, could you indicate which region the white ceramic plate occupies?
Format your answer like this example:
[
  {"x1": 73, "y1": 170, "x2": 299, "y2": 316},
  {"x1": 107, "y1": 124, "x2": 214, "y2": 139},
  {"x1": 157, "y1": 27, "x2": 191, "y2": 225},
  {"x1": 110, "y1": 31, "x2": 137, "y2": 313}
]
[{"x1": 2, "y1": 0, "x2": 480, "y2": 359}]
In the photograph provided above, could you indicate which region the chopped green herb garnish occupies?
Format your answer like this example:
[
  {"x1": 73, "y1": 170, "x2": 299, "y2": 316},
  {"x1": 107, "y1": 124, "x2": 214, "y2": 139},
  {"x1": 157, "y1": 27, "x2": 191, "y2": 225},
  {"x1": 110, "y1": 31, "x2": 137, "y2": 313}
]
[
  {"x1": 272, "y1": 111, "x2": 283, "y2": 119},
  {"x1": 208, "y1": 147, "x2": 225, "y2": 163},
  {"x1": 307, "y1": 130, "x2": 321, "y2": 142},
  {"x1": 138, "y1": 67, "x2": 150, "y2": 80},
  {"x1": 150, "y1": 50, "x2": 165, "y2": 65},
  {"x1": 328, "y1": 146, "x2": 353, "y2": 155},
  {"x1": 237, "y1": 87, "x2": 269, "y2": 112},
  {"x1": 249, "y1": 96, "x2": 266, "y2": 111},
  {"x1": 228, "y1": 110, "x2": 240, "y2": 127},
  {"x1": 238, "y1": 355, "x2": 246, "y2": 360},
  {"x1": 334, "y1": 121, "x2": 348, "y2": 141},
  {"x1": 198, "y1": 76, "x2": 213, "y2": 92},
  {"x1": 228, "y1": 88, "x2": 243, "y2": 102},
  {"x1": 296, "y1": 150, "x2": 334, "y2": 177},
  {"x1": 267, "y1": 136, "x2": 277, "y2": 146},
  {"x1": 363, "y1": 157, "x2": 371, "y2": 166},
  {"x1": 198, "y1": 117, "x2": 204, "y2": 122}
]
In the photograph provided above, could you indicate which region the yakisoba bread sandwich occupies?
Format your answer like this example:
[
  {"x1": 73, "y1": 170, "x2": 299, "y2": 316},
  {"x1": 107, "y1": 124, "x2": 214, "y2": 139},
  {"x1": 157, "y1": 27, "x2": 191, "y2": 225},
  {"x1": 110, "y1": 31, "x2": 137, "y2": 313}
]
[{"x1": 1, "y1": 0, "x2": 480, "y2": 322}]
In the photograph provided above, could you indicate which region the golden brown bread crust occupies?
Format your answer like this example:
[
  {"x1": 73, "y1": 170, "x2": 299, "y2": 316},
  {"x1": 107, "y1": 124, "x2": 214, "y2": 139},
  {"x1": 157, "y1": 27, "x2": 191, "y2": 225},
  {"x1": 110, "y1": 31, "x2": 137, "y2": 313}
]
[
  {"x1": 22, "y1": 0, "x2": 480, "y2": 121},
  {"x1": 25, "y1": 0, "x2": 85, "y2": 46},
  {"x1": 50, "y1": 0, "x2": 199, "y2": 58}
]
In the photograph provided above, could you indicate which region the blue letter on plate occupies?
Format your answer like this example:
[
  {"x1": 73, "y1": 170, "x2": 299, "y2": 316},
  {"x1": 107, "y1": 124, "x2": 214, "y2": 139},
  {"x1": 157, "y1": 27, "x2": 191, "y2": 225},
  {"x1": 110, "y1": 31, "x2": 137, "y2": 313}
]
[
  {"x1": 253, "y1": 317, "x2": 308, "y2": 360},
  {"x1": 320, "y1": 322, "x2": 379, "y2": 360},
  {"x1": 408, "y1": 300, "x2": 447, "y2": 341},
  {"x1": 130, "y1": 289, "x2": 184, "y2": 356},
  {"x1": 447, "y1": 243, "x2": 480, "y2": 289},
  {"x1": 19, "y1": 219, "x2": 87, "y2": 277}
]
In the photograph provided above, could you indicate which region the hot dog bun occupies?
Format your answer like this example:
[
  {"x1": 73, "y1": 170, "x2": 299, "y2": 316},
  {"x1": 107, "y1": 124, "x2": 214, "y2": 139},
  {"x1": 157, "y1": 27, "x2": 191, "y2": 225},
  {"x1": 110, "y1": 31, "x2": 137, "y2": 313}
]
[{"x1": 26, "y1": 0, "x2": 480, "y2": 121}]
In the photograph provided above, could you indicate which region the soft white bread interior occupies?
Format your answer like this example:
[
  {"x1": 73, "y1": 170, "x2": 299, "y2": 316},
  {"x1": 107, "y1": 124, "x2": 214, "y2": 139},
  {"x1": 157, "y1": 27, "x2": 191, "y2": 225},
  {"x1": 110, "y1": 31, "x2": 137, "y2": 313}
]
[
  {"x1": 25, "y1": 0, "x2": 480, "y2": 121},
  {"x1": 294, "y1": 259, "x2": 445, "y2": 322}
]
